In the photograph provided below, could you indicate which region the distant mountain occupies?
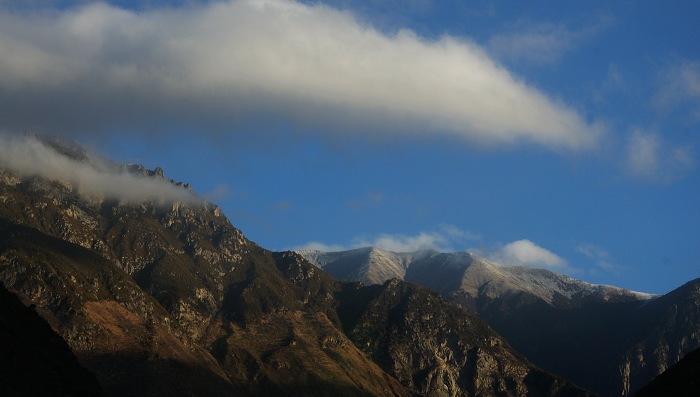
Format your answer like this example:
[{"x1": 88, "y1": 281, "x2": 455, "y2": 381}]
[
  {"x1": 299, "y1": 248, "x2": 653, "y2": 306},
  {"x1": 299, "y1": 247, "x2": 700, "y2": 396},
  {"x1": 0, "y1": 137, "x2": 592, "y2": 397},
  {"x1": 298, "y1": 247, "x2": 424, "y2": 285}
]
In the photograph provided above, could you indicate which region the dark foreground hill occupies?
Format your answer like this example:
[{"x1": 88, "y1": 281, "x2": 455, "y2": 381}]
[
  {"x1": 0, "y1": 282, "x2": 102, "y2": 397},
  {"x1": 633, "y1": 347, "x2": 700, "y2": 397},
  {"x1": 0, "y1": 137, "x2": 593, "y2": 397}
]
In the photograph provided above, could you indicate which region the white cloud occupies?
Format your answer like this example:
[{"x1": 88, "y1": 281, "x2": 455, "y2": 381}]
[
  {"x1": 484, "y1": 239, "x2": 567, "y2": 270},
  {"x1": 293, "y1": 224, "x2": 479, "y2": 252},
  {"x1": 0, "y1": 134, "x2": 198, "y2": 204},
  {"x1": 0, "y1": 0, "x2": 600, "y2": 151},
  {"x1": 623, "y1": 130, "x2": 694, "y2": 183},
  {"x1": 369, "y1": 231, "x2": 454, "y2": 252}
]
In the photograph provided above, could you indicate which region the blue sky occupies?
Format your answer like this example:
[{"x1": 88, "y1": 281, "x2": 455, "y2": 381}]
[{"x1": 0, "y1": 0, "x2": 698, "y2": 294}]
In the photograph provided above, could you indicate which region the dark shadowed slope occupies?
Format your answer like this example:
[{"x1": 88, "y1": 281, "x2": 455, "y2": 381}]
[
  {"x1": 0, "y1": 282, "x2": 102, "y2": 397},
  {"x1": 634, "y1": 347, "x2": 700, "y2": 397}
]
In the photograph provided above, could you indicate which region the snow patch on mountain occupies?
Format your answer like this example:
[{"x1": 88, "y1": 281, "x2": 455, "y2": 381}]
[{"x1": 297, "y1": 247, "x2": 433, "y2": 285}]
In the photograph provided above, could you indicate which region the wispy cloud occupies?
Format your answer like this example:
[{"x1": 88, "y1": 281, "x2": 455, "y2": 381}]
[
  {"x1": 624, "y1": 130, "x2": 660, "y2": 179},
  {"x1": 0, "y1": 0, "x2": 600, "y2": 151},
  {"x1": 294, "y1": 224, "x2": 480, "y2": 252},
  {"x1": 0, "y1": 134, "x2": 198, "y2": 204},
  {"x1": 478, "y1": 239, "x2": 568, "y2": 271},
  {"x1": 576, "y1": 243, "x2": 625, "y2": 275},
  {"x1": 487, "y1": 17, "x2": 613, "y2": 65},
  {"x1": 623, "y1": 129, "x2": 694, "y2": 183},
  {"x1": 590, "y1": 63, "x2": 627, "y2": 105},
  {"x1": 653, "y1": 60, "x2": 700, "y2": 119}
]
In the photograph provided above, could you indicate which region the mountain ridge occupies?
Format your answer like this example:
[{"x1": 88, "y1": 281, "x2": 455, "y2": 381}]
[
  {"x1": 298, "y1": 247, "x2": 698, "y2": 396},
  {"x1": 298, "y1": 247, "x2": 655, "y2": 305}
]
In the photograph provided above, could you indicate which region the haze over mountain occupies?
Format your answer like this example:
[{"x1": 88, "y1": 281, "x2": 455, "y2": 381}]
[
  {"x1": 0, "y1": 136, "x2": 595, "y2": 396},
  {"x1": 299, "y1": 247, "x2": 700, "y2": 396}
]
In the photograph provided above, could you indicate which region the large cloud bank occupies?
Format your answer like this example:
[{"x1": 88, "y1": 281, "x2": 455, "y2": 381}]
[{"x1": 0, "y1": 0, "x2": 600, "y2": 150}]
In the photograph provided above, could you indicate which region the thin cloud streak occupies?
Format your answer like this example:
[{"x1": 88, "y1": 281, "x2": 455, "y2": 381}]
[
  {"x1": 487, "y1": 16, "x2": 613, "y2": 66},
  {"x1": 0, "y1": 0, "x2": 600, "y2": 150},
  {"x1": 488, "y1": 23, "x2": 576, "y2": 66},
  {"x1": 0, "y1": 135, "x2": 199, "y2": 204},
  {"x1": 293, "y1": 224, "x2": 480, "y2": 253},
  {"x1": 576, "y1": 243, "x2": 625, "y2": 275}
]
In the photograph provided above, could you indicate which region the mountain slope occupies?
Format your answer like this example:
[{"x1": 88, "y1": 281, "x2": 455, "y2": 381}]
[
  {"x1": 0, "y1": 137, "x2": 592, "y2": 396},
  {"x1": 0, "y1": 216, "x2": 245, "y2": 396},
  {"x1": 299, "y1": 248, "x2": 699, "y2": 396},
  {"x1": 336, "y1": 279, "x2": 593, "y2": 397},
  {"x1": 615, "y1": 279, "x2": 700, "y2": 396}
]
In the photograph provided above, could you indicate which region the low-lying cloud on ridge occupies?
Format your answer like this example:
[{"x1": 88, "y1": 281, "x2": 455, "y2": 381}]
[
  {"x1": 0, "y1": 135, "x2": 198, "y2": 204},
  {"x1": 474, "y1": 239, "x2": 568, "y2": 271},
  {"x1": 296, "y1": 231, "x2": 572, "y2": 272},
  {"x1": 0, "y1": 0, "x2": 601, "y2": 150}
]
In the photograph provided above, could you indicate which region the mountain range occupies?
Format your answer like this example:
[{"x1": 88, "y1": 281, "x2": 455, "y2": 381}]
[
  {"x1": 0, "y1": 137, "x2": 598, "y2": 396},
  {"x1": 1, "y1": 137, "x2": 698, "y2": 396},
  {"x1": 298, "y1": 247, "x2": 700, "y2": 396}
]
